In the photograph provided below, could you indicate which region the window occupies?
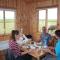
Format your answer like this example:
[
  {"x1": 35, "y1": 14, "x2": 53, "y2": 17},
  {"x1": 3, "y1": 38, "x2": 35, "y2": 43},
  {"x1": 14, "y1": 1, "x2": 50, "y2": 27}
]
[
  {"x1": 38, "y1": 7, "x2": 57, "y2": 34},
  {"x1": 47, "y1": 8, "x2": 57, "y2": 28},
  {"x1": 0, "y1": 10, "x2": 4, "y2": 34},
  {"x1": 0, "y1": 9, "x2": 16, "y2": 35},
  {"x1": 39, "y1": 10, "x2": 46, "y2": 32}
]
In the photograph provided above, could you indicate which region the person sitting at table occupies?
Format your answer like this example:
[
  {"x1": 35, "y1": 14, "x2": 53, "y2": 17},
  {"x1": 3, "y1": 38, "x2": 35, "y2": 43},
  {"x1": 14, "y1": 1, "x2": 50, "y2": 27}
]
[
  {"x1": 17, "y1": 29, "x2": 30, "y2": 45},
  {"x1": 40, "y1": 26, "x2": 52, "y2": 46},
  {"x1": 32, "y1": 32, "x2": 43, "y2": 47},
  {"x1": 42, "y1": 30, "x2": 60, "y2": 60},
  {"x1": 9, "y1": 30, "x2": 32, "y2": 60},
  {"x1": 17, "y1": 34, "x2": 29, "y2": 45}
]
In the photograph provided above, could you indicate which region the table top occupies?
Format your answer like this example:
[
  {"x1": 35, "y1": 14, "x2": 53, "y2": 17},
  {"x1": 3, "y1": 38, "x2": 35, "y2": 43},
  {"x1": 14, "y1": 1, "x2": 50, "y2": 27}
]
[
  {"x1": 29, "y1": 49, "x2": 45, "y2": 58},
  {"x1": 22, "y1": 44, "x2": 45, "y2": 58}
]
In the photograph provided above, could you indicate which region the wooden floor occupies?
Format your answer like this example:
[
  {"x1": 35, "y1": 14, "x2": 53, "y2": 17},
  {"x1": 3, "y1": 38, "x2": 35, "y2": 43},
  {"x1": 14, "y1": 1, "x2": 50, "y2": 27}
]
[{"x1": 0, "y1": 51, "x2": 5, "y2": 60}]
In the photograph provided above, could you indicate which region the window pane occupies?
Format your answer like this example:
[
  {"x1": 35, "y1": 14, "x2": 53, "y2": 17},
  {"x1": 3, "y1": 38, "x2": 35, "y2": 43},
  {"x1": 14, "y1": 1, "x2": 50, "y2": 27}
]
[
  {"x1": 0, "y1": 10, "x2": 4, "y2": 34},
  {"x1": 39, "y1": 10, "x2": 46, "y2": 19},
  {"x1": 47, "y1": 8, "x2": 57, "y2": 34},
  {"x1": 48, "y1": 8, "x2": 57, "y2": 27},
  {"x1": 5, "y1": 23, "x2": 15, "y2": 34},
  {"x1": 48, "y1": 8, "x2": 57, "y2": 20},
  {"x1": 39, "y1": 10, "x2": 46, "y2": 32},
  {"x1": 5, "y1": 11, "x2": 15, "y2": 19},
  {"x1": 0, "y1": 10, "x2": 3, "y2": 20},
  {"x1": 0, "y1": 23, "x2": 4, "y2": 34},
  {"x1": 5, "y1": 11, "x2": 15, "y2": 34}
]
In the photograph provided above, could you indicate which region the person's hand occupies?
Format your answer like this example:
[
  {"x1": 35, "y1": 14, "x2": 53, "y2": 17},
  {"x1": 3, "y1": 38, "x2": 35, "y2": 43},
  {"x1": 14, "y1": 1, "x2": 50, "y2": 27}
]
[
  {"x1": 40, "y1": 48, "x2": 56, "y2": 56},
  {"x1": 40, "y1": 48, "x2": 51, "y2": 53},
  {"x1": 48, "y1": 46, "x2": 54, "y2": 49},
  {"x1": 23, "y1": 49, "x2": 32, "y2": 53},
  {"x1": 28, "y1": 49, "x2": 34, "y2": 53}
]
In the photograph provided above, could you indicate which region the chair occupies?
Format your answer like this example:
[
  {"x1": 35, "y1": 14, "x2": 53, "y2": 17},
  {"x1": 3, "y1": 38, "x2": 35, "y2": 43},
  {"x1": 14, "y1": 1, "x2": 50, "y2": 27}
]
[
  {"x1": 4, "y1": 49, "x2": 16, "y2": 60},
  {"x1": 4, "y1": 49, "x2": 24, "y2": 60}
]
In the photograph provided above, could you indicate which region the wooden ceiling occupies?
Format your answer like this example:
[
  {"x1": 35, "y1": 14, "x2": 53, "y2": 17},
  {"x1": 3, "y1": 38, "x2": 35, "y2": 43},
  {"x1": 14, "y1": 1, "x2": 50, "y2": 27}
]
[{"x1": 24, "y1": 0, "x2": 48, "y2": 3}]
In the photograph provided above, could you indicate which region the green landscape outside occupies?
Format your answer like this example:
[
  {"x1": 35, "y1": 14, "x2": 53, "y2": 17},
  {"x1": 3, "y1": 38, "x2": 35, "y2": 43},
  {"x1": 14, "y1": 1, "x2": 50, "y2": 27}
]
[
  {"x1": 39, "y1": 19, "x2": 57, "y2": 34},
  {"x1": 0, "y1": 19, "x2": 15, "y2": 34}
]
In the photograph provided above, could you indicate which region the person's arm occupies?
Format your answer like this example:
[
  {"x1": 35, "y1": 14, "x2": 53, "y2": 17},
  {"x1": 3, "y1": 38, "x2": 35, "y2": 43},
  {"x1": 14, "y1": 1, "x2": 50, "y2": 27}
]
[
  {"x1": 48, "y1": 34, "x2": 52, "y2": 41},
  {"x1": 42, "y1": 48, "x2": 56, "y2": 56},
  {"x1": 21, "y1": 49, "x2": 32, "y2": 55},
  {"x1": 21, "y1": 51, "x2": 29, "y2": 55},
  {"x1": 48, "y1": 50, "x2": 56, "y2": 56},
  {"x1": 48, "y1": 46, "x2": 54, "y2": 50}
]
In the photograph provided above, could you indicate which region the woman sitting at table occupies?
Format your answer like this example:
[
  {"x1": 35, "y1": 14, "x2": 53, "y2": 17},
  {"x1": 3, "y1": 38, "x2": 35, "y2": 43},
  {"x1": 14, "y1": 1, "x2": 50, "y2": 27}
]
[
  {"x1": 9, "y1": 30, "x2": 32, "y2": 60},
  {"x1": 42, "y1": 30, "x2": 60, "y2": 60}
]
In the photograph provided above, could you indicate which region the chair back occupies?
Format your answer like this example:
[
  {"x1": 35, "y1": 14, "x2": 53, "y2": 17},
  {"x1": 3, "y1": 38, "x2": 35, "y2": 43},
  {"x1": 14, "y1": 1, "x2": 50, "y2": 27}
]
[{"x1": 4, "y1": 49, "x2": 16, "y2": 60}]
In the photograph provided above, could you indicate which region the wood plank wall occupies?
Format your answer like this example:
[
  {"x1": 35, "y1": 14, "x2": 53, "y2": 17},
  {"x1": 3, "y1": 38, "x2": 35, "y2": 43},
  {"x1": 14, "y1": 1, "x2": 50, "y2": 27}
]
[
  {"x1": 16, "y1": 0, "x2": 30, "y2": 34},
  {"x1": 0, "y1": 0, "x2": 17, "y2": 8}
]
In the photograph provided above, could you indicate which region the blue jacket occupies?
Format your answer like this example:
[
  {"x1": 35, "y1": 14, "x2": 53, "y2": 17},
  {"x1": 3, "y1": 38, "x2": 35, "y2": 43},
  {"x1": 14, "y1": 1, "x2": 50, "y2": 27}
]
[{"x1": 55, "y1": 39, "x2": 60, "y2": 60}]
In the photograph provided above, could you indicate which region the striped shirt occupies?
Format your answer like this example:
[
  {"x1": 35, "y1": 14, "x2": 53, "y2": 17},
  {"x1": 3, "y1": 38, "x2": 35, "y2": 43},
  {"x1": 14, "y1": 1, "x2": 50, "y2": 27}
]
[{"x1": 9, "y1": 40, "x2": 21, "y2": 56}]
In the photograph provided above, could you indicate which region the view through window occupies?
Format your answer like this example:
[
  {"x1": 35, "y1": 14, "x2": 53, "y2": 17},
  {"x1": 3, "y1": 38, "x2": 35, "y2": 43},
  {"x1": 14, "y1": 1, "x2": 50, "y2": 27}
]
[
  {"x1": 39, "y1": 10, "x2": 46, "y2": 32},
  {"x1": 0, "y1": 9, "x2": 15, "y2": 35}
]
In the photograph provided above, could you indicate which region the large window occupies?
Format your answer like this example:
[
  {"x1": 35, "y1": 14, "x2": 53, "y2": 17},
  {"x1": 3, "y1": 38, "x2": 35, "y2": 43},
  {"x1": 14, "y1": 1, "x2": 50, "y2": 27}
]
[
  {"x1": 0, "y1": 9, "x2": 16, "y2": 35},
  {"x1": 38, "y1": 7, "x2": 57, "y2": 34}
]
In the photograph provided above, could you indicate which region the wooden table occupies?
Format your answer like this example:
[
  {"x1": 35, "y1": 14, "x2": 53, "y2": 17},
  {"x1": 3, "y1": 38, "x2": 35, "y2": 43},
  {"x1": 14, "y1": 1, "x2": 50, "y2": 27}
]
[
  {"x1": 20, "y1": 40, "x2": 46, "y2": 60},
  {"x1": 21, "y1": 45, "x2": 45, "y2": 60},
  {"x1": 29, "y1": 49, "x2": 45, "y2": 60}
]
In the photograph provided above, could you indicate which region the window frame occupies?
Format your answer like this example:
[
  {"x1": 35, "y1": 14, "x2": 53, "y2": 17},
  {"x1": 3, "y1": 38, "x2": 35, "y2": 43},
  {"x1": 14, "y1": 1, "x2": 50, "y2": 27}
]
[
  {"x1": 38, "y1": 6, "x2": 58, "y2": 32},
  {"x1": 0, "y1": 8, "x2": 16, "y2": 35}
]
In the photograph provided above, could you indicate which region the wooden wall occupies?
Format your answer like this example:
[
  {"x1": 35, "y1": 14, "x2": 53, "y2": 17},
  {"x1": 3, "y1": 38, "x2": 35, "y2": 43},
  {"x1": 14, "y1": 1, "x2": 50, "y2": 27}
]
[
  {"x1": 0, "y1": 0, "x2": 17, "y2": 8},
  {"x1": 16, "y1": 0, "x2": 30, "y2": 34}
]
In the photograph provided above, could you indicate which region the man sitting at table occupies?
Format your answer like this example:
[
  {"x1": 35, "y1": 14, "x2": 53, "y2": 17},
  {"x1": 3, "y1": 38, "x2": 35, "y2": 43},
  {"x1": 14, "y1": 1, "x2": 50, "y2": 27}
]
[{"x1": 40, "y1": 26, "x2": 52, "y2": 46}]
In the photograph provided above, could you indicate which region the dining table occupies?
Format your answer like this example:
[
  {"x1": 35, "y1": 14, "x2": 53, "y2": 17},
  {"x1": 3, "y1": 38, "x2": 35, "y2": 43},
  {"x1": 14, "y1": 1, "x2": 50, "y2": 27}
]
[{"x1": 21, "y1": 41, "x2": 46, "y2": 60}]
